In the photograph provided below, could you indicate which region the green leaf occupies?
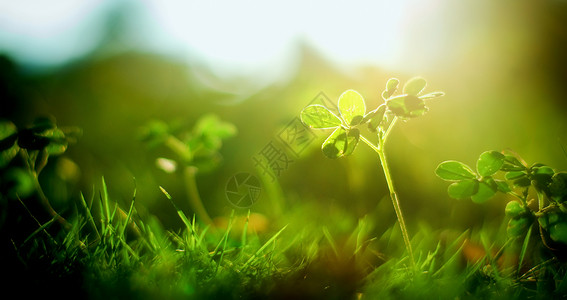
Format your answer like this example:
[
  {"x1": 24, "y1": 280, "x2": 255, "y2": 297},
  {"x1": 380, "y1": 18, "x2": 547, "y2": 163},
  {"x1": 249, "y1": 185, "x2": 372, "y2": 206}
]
[
  {"x1": 363, "y1": 105, "x2": 386, "y2": 132},
  {"x1": 3, "y1": 168, "x2": 35, "y2": 199},
  {"x1": 386, "y1": 95, "x2": 428, "y2": 118},
  {"x1": 338, "y1": 90, "x2": 366, "y2": 126},
  {"x1": 505, "y1": 201, "x2": 524, "y2": 218},
  {"x1": 386, "y1": 78, "x2": 399, "y2": 92},
  {"x1": 321, "y1": 127, "x2": 359, "y2": 159},
  {"x1": 41, "y1": 128, "x2": 68, "y2": 155},
  {"x1": 383, "y1": 78, "x2": 399, "y2": 99},
  {"x1": 505, "y1": 171, "x2": 526, "y2": 180},
  {"x1": 513, "y1": 176, "x2": 532, "y2": 188},
  {"x1": 300, "y1": 105, "x2": 342, "y2": 129},
  {"x1": 0, "y1": 120, "x2": 19, "y2": 167},
  {"x1": 501, "y1": 154, "x2": 525, "y2": 171},
  {"x1": 447, "y1": 179, "x2": 478, "y2": 200},
  {"x1": 435, "y1": 161, "x2": 477, "y2": 181},
  {"x1": 507, "y1": 217, "x2": 530, "y2": 238},
  {"x1": 495, "y1": 180, "x2": 511, "y2": 193},
  {"x1": 550, "y1": 221, "x2": 567, "y2": 244},
  {"x1": 403, "y1": 77, "x2": 427, "y2": 96},
  {"x1": 476, "y1": 151, "x2": 505, "y2": 177},
  {"x1": 530, "y1": 165, "x2": 554, "y2": 191},
  {"x1": 419, "y1": 91, "x2": 445, "y2": 100},
  {"x1": 194, "y1": 114, "x2": 237, "y2": 139},
  {"x1": 30, "y1": 116, "x2": 56, "y2": 132},
  {"x1": 471, "y1": 181, "x2": 497, "y2": 203},
  {"x1": 343, "y1": 128, "x2": 360, "y2": 156},
  {"x1": 550, "y1": 172, "x2": 567, "y2": 202}
]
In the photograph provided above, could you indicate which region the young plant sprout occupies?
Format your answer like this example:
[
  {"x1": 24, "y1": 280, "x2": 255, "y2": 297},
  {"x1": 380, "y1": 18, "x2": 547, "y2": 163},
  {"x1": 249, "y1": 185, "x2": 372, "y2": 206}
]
[
  {"x1": 436, "y1": 150, "x2": 567, "y2": 259},
  {"x1": 0, "y1": 116, "x2": 81, "y2": 230},
  {"x1": 140, "y1": 114, "x2": 237, "y2": 226},
  {"x1": 300, "y1": 77, "x2": 445, "y2": 269}
]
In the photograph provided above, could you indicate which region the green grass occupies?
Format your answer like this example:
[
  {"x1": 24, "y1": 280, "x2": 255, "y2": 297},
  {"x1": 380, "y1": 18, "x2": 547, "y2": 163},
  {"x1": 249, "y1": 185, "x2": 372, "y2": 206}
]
[{"x1": 4, "y1": 177, "x2": 567, "y2": 300}]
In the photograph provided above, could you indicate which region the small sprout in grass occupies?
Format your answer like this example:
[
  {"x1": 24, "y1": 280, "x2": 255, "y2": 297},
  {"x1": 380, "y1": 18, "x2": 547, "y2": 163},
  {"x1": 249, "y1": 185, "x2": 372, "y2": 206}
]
[
  {"x1": 437, "y1": 150, "x2": 567, "y2": 258},
  {"x1": 301, "y1": 77, "x2": 445, "y2": 270},
  {"x1": 140, "y1": 114, "x2": 237, "y2": 226},
  {"x1": 0, "y1": 116, "x2": 81, "y2": 230}
]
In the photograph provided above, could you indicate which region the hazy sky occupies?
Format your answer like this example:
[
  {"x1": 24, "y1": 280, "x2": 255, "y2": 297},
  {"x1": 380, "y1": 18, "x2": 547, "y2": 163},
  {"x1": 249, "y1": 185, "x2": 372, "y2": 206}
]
[{"x1": 0, "y1": 0, "x2": 446, "y2": 81}]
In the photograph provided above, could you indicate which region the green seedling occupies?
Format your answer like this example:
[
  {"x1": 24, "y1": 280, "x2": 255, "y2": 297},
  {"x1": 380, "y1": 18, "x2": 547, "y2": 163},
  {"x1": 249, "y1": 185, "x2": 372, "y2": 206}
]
[
  {"x1": 140, "y1": 114, "x2": 237, "y2": 226},
  {"x1": 0, "y1": 116, "x2": 81, "y2": 230},
  {"x1": 300, "y1": 77, "x2": 445, "y2": 269},
  {"x1": 436, "y1": 150, "x2": 567, "y2": 259}
]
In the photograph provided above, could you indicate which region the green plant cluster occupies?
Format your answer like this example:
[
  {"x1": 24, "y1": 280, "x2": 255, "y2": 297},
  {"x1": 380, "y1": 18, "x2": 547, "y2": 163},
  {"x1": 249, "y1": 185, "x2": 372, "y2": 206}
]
[
  {"x1": 436, "y1": 150, "x2": 567, "y2": 248},
  {"x1": 300, "y1": 77, "x2": 444, "y2": 159}
]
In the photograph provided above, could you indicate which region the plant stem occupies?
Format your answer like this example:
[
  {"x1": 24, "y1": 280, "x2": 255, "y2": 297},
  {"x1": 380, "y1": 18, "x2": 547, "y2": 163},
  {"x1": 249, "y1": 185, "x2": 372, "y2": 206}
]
[
  {"x1": 360, "y1": 132, "x2": 416, "y2": 270},
  {"x1": 183, "y1": 166, "x2": 214, "y2": 226}
]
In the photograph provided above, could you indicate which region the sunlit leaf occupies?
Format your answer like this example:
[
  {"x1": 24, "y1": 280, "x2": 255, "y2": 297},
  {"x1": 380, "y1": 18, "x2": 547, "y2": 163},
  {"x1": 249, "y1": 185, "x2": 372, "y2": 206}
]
[
  {"x1": 383, "y1": 78, "x2": 399, "y2": 99},
  {"x1": 338, "y1": 90, "x2": 366, "y2": 126},
  {"x1": 476, "y1": 151, "x2": 505, "y2": 177},
  {"x1": 321, "y1": 127, "x2": 359, "y2": 159},
  {"x1": 386, "y1": 95, "x2": 428, "y2": 118},
  {"x1": 363, "y1": 105, "x2": 386, "y2": 132},
  {"x1": 386, "y1": 78, "x2": 399, "y2": 93},
  {"x1": 447, "y1": 179, "x2": 478, "y2": 200},
  {"x1": 194, "y1": 114, "x2": 237, "y2": 139},
  {"x1": 470, "y1": 181, "x2": 497, "y2": 203},
  {"x1": 419, "y1": 91, "x2": 445, "y2": 100},
  {"x1": 343, "y1": 128, "x2": 360, "y2": 156},
  {"x1": 300, "y1": 105, "x2": 342, "y2": 129},
  {"x1": 435, "y1": 161, "x2": 477, "y2": 181},
  {"x1": 403, "y1": 77, "x2": 427, "y2": 96}
]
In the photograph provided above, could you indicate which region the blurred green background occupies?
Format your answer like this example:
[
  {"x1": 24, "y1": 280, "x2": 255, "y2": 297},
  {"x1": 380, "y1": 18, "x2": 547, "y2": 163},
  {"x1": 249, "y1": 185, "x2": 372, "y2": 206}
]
[{"x1": 1, "y1": 0, "x2": 567, "y2": 233}]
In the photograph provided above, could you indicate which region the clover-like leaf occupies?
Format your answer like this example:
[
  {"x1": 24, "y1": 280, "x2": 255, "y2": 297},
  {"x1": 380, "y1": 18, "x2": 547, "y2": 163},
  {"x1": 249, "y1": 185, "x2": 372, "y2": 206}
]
[
  {"x1": 435, "y1": 161, "x2": 477, "y2": 181},
  {"x1": 382, "y1": 78, "x2": 399, "y2": 99},
  {"x1": 550, "y1": 222, "x2": 567, "y2": 244},
  {"x1": 501, "y1": 154, "x2": 526, "y2": 171},
  {"x1": 194, "y1": 114, "x2": 237, "y2": 139},
  {"x1": 362, "y1": 105, "x2": 386, "y2": 133},
  {"x1": 419, "y1": 92, "x2": 445, "y2": 100},
  {"x1": 386, "y1": 95, "x2": 428, "y2": 119},
  {"x1": 0, "y1": 120, "x2": 19, "y2": 168},
  {"x1": 338, "y1": 90, "x2": 366, "y2": 126},
  {"x1": 508, "y1": 217, "x2": 530, "y2": 238},
  {"x1": 470, "y1": 181, "x2": 497, "y2": 203},
  {"x1": 550, "y1": 172, "x2": 567, "y2": 203},
  {"x1": 505, "y1": 201, "x2": 525, "y2": 218},
  {"x1": 301, "y1": 105, "x2": 342, "y2": 129},
  {"x1": 476, "y1": 151, "x2": 505, "y2": 177},
  {"x1": 321, "y1": 127, "x2": 359, "y2": 159},
  {"x1": 403, "y1": 77, "x2": 427, "y2": 96},
  {"x1": 530, "y1": 165, "x2": 554, "y2": 191},
  {"x1": 447, "y1": 179, "x2": 478, "y2": 200},
  {"x1": 40, "y1": 128, "x2": 68, "y2": 155}
]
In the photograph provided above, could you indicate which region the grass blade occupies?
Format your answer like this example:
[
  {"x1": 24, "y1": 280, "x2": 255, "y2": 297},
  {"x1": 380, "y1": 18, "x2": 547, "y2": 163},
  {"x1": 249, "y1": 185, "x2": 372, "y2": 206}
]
[
  {"x1": 242, "y1": 224, "x2": 288, "y2": 269},
  {"x1": 517, "y1": 225, "x2": 533, "y2": 274}
]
